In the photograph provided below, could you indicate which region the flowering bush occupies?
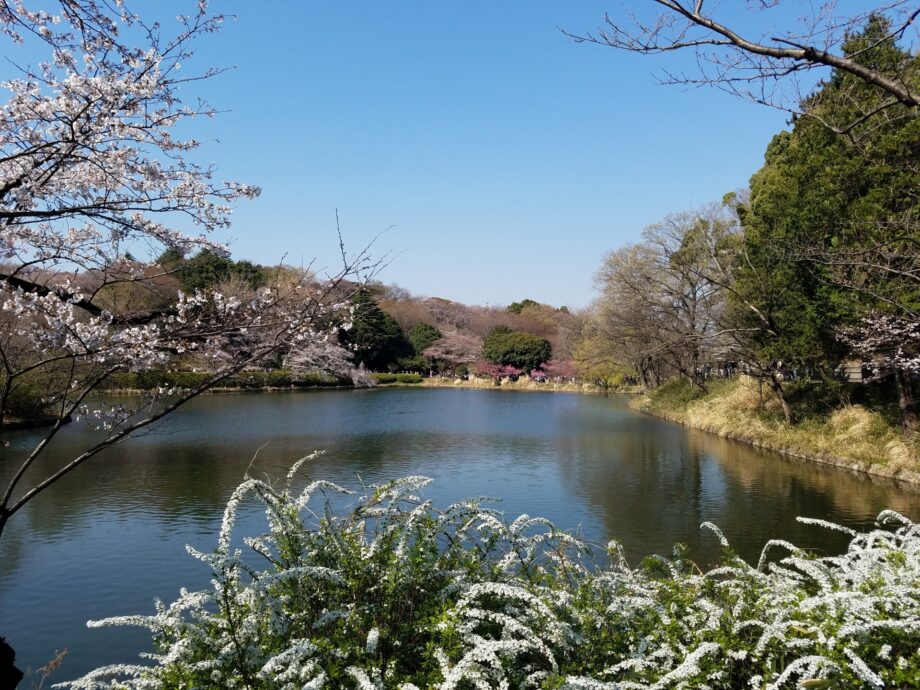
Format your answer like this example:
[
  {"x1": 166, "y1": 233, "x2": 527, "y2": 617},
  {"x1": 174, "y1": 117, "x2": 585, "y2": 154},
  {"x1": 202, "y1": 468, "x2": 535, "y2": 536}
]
[
  {"x1": 65, "y1": 460, "x2": 920, "y2": 689},
  {"x1": 472, "y1": 362, "x2": 523, "y2": 382},
  {"x1": 530, "y1": 360, "x2": 578, "y2": 382}
]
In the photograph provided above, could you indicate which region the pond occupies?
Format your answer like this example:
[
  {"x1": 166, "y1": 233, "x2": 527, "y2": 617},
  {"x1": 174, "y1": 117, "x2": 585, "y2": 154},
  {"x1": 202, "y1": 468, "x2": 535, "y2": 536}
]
[{"x1": 1, "y1": 387, "x2": 918, "y2": 682}]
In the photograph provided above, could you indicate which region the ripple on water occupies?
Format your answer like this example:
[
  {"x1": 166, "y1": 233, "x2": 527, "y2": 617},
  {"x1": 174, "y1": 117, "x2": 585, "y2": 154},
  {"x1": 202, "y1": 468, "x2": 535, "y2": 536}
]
[{"x1": 1, "y1": 388, "x2": 917, "y2": 682}]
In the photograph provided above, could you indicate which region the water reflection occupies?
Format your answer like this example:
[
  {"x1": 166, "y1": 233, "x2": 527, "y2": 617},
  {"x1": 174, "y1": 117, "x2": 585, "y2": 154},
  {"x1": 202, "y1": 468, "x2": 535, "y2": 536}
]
[{"x1": 1, "y1": 388, "x2": 918, "y2": 681}]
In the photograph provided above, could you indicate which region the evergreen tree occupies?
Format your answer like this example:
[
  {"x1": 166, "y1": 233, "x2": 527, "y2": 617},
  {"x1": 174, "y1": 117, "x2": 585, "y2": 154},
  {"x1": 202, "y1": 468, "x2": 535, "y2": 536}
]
[
  {"x1": 408, "y1": 322, "x2": 442, "y2": 355},
  {"x1": 739, "y1": 15, "x2": 919, "y2": 429},
  {"x1": 339, "y1": 288, "x2": 411, "y2": 371},
  {"x1": 482, "y1": 327, "x2": 552, "y2": 372}
]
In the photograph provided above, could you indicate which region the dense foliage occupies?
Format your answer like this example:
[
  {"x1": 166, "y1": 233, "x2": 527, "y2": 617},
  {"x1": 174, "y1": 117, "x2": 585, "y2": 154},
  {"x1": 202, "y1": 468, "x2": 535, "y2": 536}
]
[
  {"x1": 581, "y1": 16, "x2": 919, "y2": 434},
  {"x1": 67, "y1": 465, "x2": 920, "y2": 689},
  {"x1": 408, "y1": 323, "x2": 443, "y2": 355},
  {"x1": 158, "y1": 249, "x2": 268, "y2": 293},
  {"x1": 482, "y1": 327, "x2": 552, "y2": 373},
  {"x1": 339, "y1": 289, "x2": 412, "y2": 371},
  {"x1": 507, "y1": 299, "x2": 540, "y2": 315}
]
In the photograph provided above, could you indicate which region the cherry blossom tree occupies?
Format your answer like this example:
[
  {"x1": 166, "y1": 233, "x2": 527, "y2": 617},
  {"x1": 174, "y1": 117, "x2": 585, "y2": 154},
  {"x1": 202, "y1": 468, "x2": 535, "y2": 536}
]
[
  {"x1": 472, "y1": 361, "x2": 523, "y2": 382},
  {"x1": 533, "y1": 359, "x2": 577, "y2": 381},
  {"x1": 422, "y1": 333, "x2": 482, "y2": 372},
  {"x1": 284, "y1": 339, "x2": 373, "y2": 387},
  {"x1": 841, "y1": 314, "x2": 920, "y2": 433},
  {"x1": 0, "y1": 2, "x2": 366, "y2": 540}
]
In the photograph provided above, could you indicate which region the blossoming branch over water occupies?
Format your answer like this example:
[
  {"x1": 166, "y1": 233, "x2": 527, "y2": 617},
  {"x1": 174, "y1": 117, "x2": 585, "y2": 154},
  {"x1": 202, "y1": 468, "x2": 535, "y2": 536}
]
[{"x1": 63, "y1": 454, "x2": 920, "y2": 689}]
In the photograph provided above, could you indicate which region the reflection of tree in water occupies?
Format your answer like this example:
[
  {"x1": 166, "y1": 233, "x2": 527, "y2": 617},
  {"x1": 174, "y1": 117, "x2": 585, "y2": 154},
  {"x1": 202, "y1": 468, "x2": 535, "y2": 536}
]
[
  {"x1": 4, "y1": 388, "x2": 918, "y2": 579},
  {"x1": 4, "y1": 439, "x2": 236, "y2": 540},
  {"x1": 2, "y1": 418, "x2": 550, "y2": 554},
  {"x1": 0, "y1": 509, "x2": 28, "y2": 585},
  {"x1": 699, "y1": 430, "x2": 919, "y2": 519},
  {"x1": 556, "y1": 407, "x2": 919, "y2": 566},
  {"x1": 556, "y1": 415, "x2": 720, "y2": 564}
]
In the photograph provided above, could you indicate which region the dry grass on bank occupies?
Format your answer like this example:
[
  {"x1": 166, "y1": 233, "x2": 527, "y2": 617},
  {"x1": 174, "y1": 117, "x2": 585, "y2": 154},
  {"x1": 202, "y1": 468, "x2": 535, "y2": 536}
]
[{"x1": 633, "y1": 376, "x2": 920, "y2": 480}]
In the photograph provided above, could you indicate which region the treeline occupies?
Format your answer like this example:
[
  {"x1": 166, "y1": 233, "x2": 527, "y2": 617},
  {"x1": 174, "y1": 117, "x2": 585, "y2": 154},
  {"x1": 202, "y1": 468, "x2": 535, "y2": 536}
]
[
  {"x1": 1, "y1": 237, "x2": 583, "y2": 422},
  {"x1": 575, "y1": 16, "x2": 919, "y2": 434},
  {"x1": 121, "y1": 250, "x2": 581, "y2": 382},
  {"x1": 0, "y1": 250, "x2": 361, "y2": 422},
  {"x1": 340, "y1": 284, "x2": 577, "y2": 381}
]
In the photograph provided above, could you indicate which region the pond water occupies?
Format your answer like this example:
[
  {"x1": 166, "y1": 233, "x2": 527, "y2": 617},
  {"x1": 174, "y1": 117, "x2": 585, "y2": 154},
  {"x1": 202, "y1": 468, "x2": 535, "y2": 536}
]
[{"x1": 1, "y1": 387, "x2": 918, "y2": 682}]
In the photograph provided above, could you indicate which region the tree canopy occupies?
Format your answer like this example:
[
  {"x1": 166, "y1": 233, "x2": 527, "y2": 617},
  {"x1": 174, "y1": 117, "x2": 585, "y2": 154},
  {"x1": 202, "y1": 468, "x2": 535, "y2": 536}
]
[
  {"x1": 408, "y1": 322, "x2": 443, "y2": 355},
  {"x1": 739, "y1": 15, "x2": 920, "y2": 428},
  {"x1": 482, "y1": 327, "x2": 552, "y2": 372},
  {"x1": 339, "y1": 289, "x2": 411, "y2": 371}
]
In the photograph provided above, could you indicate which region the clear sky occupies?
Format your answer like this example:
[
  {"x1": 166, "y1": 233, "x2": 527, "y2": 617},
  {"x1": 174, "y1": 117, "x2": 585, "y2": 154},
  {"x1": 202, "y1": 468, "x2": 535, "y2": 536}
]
[{"x1": 167, "y1": 2, "x2": 805, "y2": 309}]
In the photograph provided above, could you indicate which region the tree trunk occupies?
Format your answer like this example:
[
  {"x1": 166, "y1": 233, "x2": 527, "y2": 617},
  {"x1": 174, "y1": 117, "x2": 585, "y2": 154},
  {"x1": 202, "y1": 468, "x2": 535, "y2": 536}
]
[
  {"x1": 894, "y1": 367, "x2": 919, "y2": 435},
  {"x1": 0, "y1": 373, "x2": 10, "y2": 428},
  {"x1": 638, "y1": 366, "x2": 649, "y2": 391},
  {"x1": 637, "y1": 358, "x2": 651, "y2": 390},
  {"x1": 687, "y1": 369, "x2": 708, "y2": 394},
  {"x1": 768, "y1": 375, "x2": 796, "y2": 425},
  {"x1": 651, "y1": 362, "x2": 662, "y2": 388}
]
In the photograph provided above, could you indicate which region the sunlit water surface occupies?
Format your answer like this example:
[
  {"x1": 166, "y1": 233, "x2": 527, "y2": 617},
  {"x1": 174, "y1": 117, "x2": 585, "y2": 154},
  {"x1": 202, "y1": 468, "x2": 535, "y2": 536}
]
[{"x1": 1, "y1": 388, "x2": 917, "y2": 682}]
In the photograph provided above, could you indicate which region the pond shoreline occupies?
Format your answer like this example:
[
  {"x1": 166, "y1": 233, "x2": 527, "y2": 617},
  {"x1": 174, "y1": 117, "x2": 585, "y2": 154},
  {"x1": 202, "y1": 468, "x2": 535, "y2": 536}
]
[
  {"x1": 93, "y1": 377, "x2": 634, "y2": 396},
  {"x1": 632, "y1": 398, "x2": 920, "y2": 488},
  {"x1": 419, "y1": 379, "x2": 597, "y2": 394},
  {"x1": 15, "y1": 378, "x2": 916, "y2": 489},
  {"x1": 417, "y1": 377, "x2": 626, "y2": 395}
]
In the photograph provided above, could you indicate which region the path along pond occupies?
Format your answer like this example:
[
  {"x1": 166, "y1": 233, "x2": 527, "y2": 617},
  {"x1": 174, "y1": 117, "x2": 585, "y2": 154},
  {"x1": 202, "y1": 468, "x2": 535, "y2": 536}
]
[{"x1": 1, "y1": 387, "x2": 918, "y2": 681}]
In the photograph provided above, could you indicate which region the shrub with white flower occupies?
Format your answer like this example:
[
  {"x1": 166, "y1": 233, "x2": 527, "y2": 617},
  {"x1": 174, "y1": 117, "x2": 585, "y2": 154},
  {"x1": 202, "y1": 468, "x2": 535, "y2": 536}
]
[{"x1": 63, "y1": 457, "x2": 920, "y2": 689}]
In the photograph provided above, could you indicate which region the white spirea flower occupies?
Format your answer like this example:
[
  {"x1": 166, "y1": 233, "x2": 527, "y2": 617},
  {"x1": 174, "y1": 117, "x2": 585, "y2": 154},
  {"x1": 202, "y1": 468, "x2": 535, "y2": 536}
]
[
  {"x1": 58, "y1": 470, "x2": 920, "y2": 690},
  {"x1": 366, "y1": 627, "x2": 380, "y2": 655}
]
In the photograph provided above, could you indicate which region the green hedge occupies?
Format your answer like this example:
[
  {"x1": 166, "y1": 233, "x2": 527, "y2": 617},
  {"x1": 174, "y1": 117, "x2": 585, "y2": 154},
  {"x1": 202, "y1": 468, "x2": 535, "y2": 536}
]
[
  {"x1": 371, "y1": 372, "x2": 424, "y2": 384},
  {"x1": 99, "y1": 370, "x2": 349, "y2": 391}
]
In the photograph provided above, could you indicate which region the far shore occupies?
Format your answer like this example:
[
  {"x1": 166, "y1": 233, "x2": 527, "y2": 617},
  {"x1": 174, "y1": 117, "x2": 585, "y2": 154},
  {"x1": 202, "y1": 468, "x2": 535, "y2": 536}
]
[
  {"x1": 416, "y1": 376, "x2": 619, "y2": 395},
  {"x1": 9, "y1": 375, "x2": 916, "y2": 490}
]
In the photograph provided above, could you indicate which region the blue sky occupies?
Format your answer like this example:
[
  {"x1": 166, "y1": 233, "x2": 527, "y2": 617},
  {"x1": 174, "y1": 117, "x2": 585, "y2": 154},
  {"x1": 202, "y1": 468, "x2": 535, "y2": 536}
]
[{"x1": 172, "y1": 3, "x2": 802, "y2": 308}]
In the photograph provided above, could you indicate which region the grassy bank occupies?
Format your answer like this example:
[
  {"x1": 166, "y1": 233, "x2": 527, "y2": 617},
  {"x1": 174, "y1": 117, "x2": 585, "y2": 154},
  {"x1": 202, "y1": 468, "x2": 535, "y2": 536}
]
[{"x1": 633, "y1": 376, "x2": 920, "y2": 483}]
